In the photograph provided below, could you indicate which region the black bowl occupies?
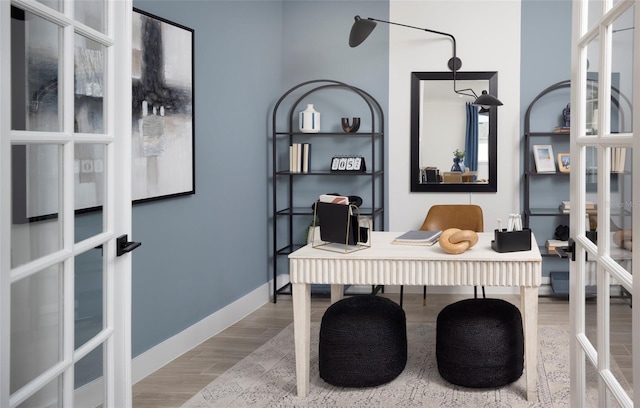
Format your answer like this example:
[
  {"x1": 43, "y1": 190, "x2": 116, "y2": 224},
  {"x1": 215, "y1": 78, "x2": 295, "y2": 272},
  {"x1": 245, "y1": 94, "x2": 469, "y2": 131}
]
[{"x1": 341, "y1": 117, "x2": 361, "y2": 133}]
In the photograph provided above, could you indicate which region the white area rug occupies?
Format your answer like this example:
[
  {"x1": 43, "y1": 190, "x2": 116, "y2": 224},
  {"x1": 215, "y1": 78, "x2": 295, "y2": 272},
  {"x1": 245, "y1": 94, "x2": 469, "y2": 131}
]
[{"x1": 181, "y1": 323, "x2": 586, "y2": 407}]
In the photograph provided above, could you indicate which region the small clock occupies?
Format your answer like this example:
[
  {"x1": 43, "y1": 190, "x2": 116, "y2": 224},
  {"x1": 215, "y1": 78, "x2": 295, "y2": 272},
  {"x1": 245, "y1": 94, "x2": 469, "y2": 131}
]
[{"x1": 330, "y1": 156, "x2": 366, "y2": 172}]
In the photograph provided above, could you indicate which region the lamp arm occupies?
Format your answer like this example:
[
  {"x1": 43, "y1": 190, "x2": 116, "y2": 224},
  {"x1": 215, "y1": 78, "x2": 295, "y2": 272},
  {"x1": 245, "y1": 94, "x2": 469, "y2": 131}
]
[{"x1": 366, "y1": 18, "x2": 477, "y2": 99}]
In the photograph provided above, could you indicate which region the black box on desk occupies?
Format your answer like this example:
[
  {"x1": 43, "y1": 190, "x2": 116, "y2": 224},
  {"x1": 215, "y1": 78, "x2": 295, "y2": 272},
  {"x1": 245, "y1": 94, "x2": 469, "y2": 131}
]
[{"x1": 491, "y1": 228, "x2": 532, "y2": 252}]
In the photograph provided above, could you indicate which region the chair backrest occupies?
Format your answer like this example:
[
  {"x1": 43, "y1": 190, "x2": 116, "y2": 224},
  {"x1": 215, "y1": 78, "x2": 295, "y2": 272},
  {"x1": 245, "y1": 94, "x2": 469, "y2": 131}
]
[
  {"x1": 441, "y1": 172, "x2": 462, "y2": 183},
  {"x1": 419, "y1": 204, "x2": 484, "y2": 232}
]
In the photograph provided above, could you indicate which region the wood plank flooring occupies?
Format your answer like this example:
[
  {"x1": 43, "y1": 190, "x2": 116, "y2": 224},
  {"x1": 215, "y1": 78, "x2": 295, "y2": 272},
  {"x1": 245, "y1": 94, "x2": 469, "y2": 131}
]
[{"x1": 132, "y1": 292, "x2": 632, "y2": 408}]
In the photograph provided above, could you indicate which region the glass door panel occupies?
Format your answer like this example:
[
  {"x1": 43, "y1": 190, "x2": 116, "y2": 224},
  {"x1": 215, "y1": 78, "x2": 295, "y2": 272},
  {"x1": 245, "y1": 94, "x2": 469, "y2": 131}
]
[
  {"x1": 74, "y1": 143, "x2": 106, "y2": 242},
  {"x1": 15, "y1": 378, "x2": 62, "y2": 408},
  {"x1": 74, "y1": 346, "x2": 105, "y2": 407},
  {"x1": 10, "y1": 7, "x2": 61, "y2": 132},
  {"x1": 610, "y1": 5, "x2": 633, "y2": 135},
  {"x1": 11, "y1": 144, "x2": 63, "y2": 268},
  {"x1": 10, "y1": 264, "x2": 62, "y2": 394},
  {"x1": 74, "y1": 0, "x2": 106, "y2": 34},
  {"x1": 74, "y1": 249, "x2": 104, "y2": 349},
  {"x1": 74, "y1": 35, "x2": 105, "y2": 134}
]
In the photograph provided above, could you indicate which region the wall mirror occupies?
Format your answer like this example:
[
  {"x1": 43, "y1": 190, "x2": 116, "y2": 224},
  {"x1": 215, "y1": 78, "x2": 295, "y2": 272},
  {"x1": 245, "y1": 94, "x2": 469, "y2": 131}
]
[{"x1": 410, "y1": 71, "x2": 498, "y2": 192}]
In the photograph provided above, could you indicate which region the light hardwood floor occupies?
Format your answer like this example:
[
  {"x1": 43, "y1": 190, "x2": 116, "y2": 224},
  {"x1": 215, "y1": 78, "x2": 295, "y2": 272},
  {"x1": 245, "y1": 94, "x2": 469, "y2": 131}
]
[{"x1": 132, "y1": 292, "x2": 632, "y2": 408}]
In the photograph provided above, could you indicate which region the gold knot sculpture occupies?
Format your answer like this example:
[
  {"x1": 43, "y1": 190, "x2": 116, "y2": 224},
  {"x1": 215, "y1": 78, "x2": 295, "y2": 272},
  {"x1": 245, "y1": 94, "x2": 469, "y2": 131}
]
[
  {"x1": 613, "y1": 229, "x2": 632, "y2": 251},
  {"x1": 439, "y1": 228, "x2": 479, "y2": 254}
]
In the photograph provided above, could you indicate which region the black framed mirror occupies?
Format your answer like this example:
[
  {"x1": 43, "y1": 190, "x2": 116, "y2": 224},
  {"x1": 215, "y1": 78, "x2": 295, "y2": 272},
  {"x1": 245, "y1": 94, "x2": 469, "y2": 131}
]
[{"x1": 410, "y1": 71, "x2": 498, "y2": 192}]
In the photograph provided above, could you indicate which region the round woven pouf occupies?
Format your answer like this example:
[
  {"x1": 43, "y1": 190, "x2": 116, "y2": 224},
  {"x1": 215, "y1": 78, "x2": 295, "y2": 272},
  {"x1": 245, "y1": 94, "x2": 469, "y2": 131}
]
[
  {"x1": 436, "y1": 298, "x2": 524, "y2": 388},
  {"x1": 319, "y1": 295, "x2": 407, "y2": 387}
]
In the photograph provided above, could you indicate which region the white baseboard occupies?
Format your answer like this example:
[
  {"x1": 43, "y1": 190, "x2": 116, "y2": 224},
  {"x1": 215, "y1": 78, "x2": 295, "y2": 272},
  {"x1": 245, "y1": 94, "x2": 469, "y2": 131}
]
[{"x1": 132, "y1": 281, "x2": 272, "y2": 384}]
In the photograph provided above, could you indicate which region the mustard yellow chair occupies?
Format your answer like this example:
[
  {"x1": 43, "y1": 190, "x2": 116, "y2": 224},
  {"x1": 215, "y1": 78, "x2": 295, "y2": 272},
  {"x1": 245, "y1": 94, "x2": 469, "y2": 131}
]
[{"x1": 399, "y1": 204, "x2": 485, "y2": 306}]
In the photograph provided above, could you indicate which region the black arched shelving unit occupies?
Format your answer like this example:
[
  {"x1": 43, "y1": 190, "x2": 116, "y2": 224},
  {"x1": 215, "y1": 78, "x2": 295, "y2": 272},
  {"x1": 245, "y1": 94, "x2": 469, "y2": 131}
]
[{"x1": 270, "y1": 80, "x2": 385, "y2": 302}]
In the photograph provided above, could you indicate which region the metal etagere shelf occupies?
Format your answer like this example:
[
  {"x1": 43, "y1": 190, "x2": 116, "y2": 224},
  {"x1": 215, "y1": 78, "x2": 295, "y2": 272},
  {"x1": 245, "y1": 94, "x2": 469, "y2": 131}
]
[{"x1": 270, "y1": 80, "x2": 385, "y2": 302}]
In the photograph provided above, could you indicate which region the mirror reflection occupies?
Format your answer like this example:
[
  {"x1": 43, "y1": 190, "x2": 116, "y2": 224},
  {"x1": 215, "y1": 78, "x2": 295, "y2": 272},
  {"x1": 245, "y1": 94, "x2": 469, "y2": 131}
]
[{"x1": 410, "y1": 71, "x2": 498, "y2": 192}]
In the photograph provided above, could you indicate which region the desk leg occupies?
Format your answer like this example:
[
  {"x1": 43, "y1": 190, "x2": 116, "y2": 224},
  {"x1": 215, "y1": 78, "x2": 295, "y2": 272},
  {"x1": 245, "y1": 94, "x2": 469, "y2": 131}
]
[
  {"x1": 330, "y1": 284, "x2": 344, "y2": 304},
  {"x1": 521, "y1": 286, "x2": 539, "y2": 401},
  {"x1": 292, "y1": 283, "x2": 311, "y2": 397}
]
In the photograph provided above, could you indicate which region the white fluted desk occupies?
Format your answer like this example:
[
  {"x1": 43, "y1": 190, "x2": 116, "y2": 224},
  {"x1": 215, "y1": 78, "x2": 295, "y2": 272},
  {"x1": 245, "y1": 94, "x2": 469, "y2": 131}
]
[{"x1": 289, "y1": 231, "x2": 542, "y2": 401}]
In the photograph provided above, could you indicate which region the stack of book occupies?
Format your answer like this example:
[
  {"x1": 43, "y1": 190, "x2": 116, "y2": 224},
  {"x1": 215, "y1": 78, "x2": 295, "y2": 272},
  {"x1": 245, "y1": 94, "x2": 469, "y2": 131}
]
[
  {"x1": 559, "y1": 201, "x2": 596, "y2": 214},
  {"x1": 545, "y1": 239, "x2": 568, "y2": 251},
  {"x1": 553, "y1": 126, "x2": 570, "y2": 133},
  {"x1": 289, "y1": 143, "x2": 310, "y2": 173}
]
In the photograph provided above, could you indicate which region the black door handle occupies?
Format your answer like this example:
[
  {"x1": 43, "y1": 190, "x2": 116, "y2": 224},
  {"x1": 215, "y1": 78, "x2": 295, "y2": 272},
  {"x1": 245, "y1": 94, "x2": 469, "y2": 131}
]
[
  {"x1": 556, "y1": 238, "x2": 575, "y2": 261},
  {"x1": 117, "y1": 234, "x2": 142, "y2": 257}
]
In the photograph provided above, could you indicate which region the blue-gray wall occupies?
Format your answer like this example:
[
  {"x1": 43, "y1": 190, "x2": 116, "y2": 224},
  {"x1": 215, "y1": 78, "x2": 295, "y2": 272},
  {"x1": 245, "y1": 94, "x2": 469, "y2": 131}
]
[
  {"x1": 520, "y1": 0, "x2": 572, "y2": 278},
  {"x1": 130, "y1": 0, "x2": 388, "y2": 357}
]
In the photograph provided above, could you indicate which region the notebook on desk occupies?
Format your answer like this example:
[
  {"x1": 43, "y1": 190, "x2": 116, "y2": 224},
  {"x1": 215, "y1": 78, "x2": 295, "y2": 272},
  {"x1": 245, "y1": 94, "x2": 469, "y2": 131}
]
[{"x1": 392, "y1": 230, "x2": 442, "y2": 246}]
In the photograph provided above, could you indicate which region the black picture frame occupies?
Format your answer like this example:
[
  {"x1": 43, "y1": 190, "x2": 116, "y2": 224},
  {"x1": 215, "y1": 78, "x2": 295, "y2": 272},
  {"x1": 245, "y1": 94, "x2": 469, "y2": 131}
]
[{"x1": 132, "y1": 8, "x2": 195, "y2": 203}]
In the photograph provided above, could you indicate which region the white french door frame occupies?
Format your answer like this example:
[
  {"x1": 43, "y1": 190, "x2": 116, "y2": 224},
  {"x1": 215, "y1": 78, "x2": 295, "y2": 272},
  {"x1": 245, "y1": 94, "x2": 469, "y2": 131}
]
[
  {"x1": 0, "y1": 0, "x2": 133, "y2": 407},
  {"x1": 569, "y1": 0, "x2": 639, "y2": 406}
]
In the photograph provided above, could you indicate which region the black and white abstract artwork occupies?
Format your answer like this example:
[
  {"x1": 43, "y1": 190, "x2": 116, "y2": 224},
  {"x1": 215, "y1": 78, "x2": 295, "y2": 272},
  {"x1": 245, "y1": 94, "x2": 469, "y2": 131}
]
[{"x1": 132, "y1": 9, "x2": 195, "y2": 203}]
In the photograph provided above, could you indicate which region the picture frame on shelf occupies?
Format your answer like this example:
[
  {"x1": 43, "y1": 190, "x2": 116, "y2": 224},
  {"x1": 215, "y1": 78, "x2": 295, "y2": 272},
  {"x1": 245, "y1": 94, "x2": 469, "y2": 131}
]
[
  {"x1": 533, "y1": 145, "x2": 556, "y2": 173},
  {"x1": 558, "y1": 153, "x2": 570, "y2": 173}
]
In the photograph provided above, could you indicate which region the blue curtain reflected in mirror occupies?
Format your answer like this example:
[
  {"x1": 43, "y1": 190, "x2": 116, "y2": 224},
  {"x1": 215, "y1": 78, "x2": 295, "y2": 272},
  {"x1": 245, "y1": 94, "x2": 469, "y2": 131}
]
[{"x1": 464, "y1": 103, "x2": 479, "y2": 180}]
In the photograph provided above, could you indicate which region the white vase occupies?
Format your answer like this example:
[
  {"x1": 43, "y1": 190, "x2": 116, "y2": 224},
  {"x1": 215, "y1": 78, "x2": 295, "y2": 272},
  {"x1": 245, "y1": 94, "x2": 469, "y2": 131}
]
[{"x1": 299, "y1": 104, "x2": 320, "y2": 133}]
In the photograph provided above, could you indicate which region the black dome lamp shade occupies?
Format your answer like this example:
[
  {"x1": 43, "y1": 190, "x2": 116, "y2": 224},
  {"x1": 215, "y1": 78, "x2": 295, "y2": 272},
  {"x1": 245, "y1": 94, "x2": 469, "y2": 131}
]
[{"x1": 349, "y1": 15, "x2": 503, "y2": 107}]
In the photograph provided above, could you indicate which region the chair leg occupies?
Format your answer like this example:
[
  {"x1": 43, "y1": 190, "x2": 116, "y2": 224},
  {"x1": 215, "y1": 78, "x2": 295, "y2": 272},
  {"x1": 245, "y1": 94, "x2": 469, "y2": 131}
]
[
  {"x1": 400, "y1": 285, "x2": 404, "y2": 307},
  {"x1": 423, "y1": 286, "x2": 427, "y2": 306},
  {"x1": 482, "y1": 286, "x2": 486, "y2": 298},
  {"x1": 474, "y1": 286, "x2": 478, "y2": 299}
]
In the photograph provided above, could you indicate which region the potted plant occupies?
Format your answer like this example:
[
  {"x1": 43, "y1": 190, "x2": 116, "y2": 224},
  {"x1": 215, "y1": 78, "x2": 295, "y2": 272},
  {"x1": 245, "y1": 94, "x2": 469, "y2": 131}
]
[{"x1": 452, "y1": 149, "x2": 465, "y2": 172}]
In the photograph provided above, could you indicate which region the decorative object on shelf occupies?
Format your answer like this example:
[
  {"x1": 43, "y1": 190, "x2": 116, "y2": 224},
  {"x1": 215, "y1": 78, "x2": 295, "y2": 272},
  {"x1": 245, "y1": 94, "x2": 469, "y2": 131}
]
[
  {"x1": 341, "y1": 117, "x2": 361, "y2": 133},
  {"x1": 438, "y1": 228, "x2": 478, "y2": 254},
  {"x1": 613, "y1": 229, "x2": 632, "y2": 250},
  {"x1": 557, "y1": 153, "x2": 570, "y2": 173},
  {"x1": 562, "y1": 103, "x2": 571, "y2": 127},
  {"x1": 299, "y1": 104, "x2": 320, "y2": 133},
  {"x1": 349, "y1": 16, "x2": 503, "y2": 107},
  {"x1": 451, "y1": 149, "x2": 465, "y2": 172},
  {"x1": 554, "y1": 225, "x2": 569, "y2": 241},
  {"x1": 532, "y1": 145, "x2": 556, "y2": 173},
  {"x1": 330, "y1": 155, "x2": 366, "y2": 172}
]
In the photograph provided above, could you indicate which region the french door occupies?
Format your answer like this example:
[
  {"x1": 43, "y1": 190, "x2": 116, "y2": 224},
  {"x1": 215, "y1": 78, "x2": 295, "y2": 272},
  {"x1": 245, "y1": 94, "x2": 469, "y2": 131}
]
[
  {"x1": 0, "y1": 1, "x2": 134, "y2": 407},
  {"x1": 570, "y1": 0, "x2": 638, "y2": 406}
]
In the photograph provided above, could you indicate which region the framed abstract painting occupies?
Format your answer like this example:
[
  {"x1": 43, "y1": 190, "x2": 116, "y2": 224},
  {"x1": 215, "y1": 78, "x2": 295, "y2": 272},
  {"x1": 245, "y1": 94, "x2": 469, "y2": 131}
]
[{"x1": 132, "y1": 8, "x2": 195, "y2": 203}]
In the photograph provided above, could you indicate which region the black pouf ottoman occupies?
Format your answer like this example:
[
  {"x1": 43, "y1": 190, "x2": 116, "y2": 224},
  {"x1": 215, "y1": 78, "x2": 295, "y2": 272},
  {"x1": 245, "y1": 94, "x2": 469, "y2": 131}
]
[
  {"x1": 319, "y1": 295, "x2": 407, "y2": 387},
  {"x1": 436, "y1": 298, "x2": 524, "y2": 388}
]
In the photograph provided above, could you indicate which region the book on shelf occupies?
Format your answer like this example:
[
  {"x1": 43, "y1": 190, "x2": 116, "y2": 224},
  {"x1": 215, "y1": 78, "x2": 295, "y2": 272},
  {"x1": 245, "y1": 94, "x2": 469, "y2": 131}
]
[
  {"x1": 559, "y1": 200, "x2": 595, "y2": 213},
  {"x1": 612, "y1": 147, "x2": 627, "y2": 173},
  {"x1": 553, "y1": 126, "x2": 570, "y2": 133},
  {"x1": 546, "y1": 239, "x2": 568, "y2": 251},
  {"x1": 392, "y1": 230, "x2": 442, "y2": 246},
  {"x1": 289, "y1": 143, "x2": 310, "y2": 173}
]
